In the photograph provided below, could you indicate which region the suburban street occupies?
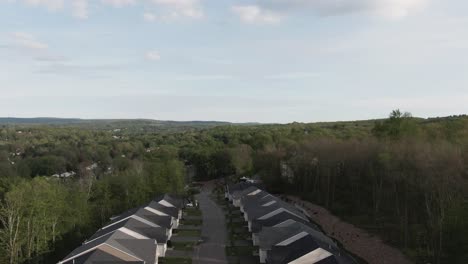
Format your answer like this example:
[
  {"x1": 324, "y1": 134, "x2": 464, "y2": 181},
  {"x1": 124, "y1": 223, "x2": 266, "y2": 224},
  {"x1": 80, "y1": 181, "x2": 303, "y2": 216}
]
[{"x1": 192, "y1": 186, "x2": 228, "y2": 264}]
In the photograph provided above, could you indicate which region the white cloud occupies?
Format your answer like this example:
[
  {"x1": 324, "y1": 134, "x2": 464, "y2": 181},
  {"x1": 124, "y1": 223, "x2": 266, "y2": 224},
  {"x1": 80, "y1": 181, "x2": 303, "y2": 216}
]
[
  {"x1": 172, "y1": 74, "x2": 233, "y2": 81},
  {"x1": 150, "y1": 0, "x2": 203, "y2": 19},
  {"x1": 146, "y1": 50, "x2": 161, "y2": 61},
  {"x1": 36, "y1": 62, "x2": 124, "y2": 78},
  {"x1": 71, "y1": 0, "x2": 88, "y2": 19},
  {"x1": 265, "y1": 72, "x2": 321, "y2": 80},
  {"x1": 143, "y1": 12, "x2": 157, "y2": 22},
  {"x1": 9, "y1": 0, "x2": 89, "y2": 18},
  {"x1": 7, "y1": 32, "x2": 72, "y2": 63},
  {"x1": 6, "y1": 0, "x2": 205, "y2": 20},
  {"x1": 34, "y1": 54, "x2": 68, "y2": 62},
  {"x1": 10, "y1": 32, "x2": 48, "y2": 50},
  {"x1": 374, "y1": 0, "x2": 426, "y2": 19},
  {"x1": 6, "y1": 0, "x2": 425, "y2": 21},
  {"x1": 232, "y1": 5, "x2": 282, "y2": 24},
  {"x1": 233, "y1": 0, "x2": 427, "y2": 23},
  {"x1": 101, "y1": 0, "x2": 135, "y2": 8},
  {"x1": 23, "y1": 0, "x2": 64, "y2": 10}
]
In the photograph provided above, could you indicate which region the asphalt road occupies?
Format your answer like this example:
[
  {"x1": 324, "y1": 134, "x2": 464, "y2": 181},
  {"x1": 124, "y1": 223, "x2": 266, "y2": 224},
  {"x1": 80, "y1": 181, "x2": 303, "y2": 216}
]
[{"x1": 192, "y1": 187, "x2": 228, "y2": 264}]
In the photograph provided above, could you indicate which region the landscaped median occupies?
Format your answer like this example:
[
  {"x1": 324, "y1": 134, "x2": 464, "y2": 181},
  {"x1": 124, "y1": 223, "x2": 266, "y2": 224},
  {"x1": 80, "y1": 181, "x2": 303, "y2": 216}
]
[
  {"x1": 175, "y1": 229, "x2": 202, "y2": 237},
  {"x1": 171, "y1": 241, "x2": 199, "y2": 251},
  {"x1": 181, "y1": 208, "x2": 203, "y2": 228},
  {"x1": 225, "y1": 245, "x2": 258, "y2": 257},
  {"x1": 159, "y1": 257, "x2": 193, "y2": 264}
]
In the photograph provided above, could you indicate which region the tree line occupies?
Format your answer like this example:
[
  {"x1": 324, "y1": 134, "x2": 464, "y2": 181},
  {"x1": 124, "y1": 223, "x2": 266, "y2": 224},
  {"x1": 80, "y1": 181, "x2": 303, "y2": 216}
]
[
  {"x1": 0, "y1": 127, "x2": 186, "y2": 264},
  {"x1": 254, "y1": 111, "x2": 468, "y2": 263}
]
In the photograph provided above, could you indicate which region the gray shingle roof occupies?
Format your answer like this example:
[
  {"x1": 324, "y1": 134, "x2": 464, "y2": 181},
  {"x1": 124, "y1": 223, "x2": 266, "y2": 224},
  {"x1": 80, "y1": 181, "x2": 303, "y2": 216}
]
[
  {"x1": 109, "y1": 238, "x2": 157, "y2": 264},
  {"x1": 251, "y1": 210, "x2": 313, "y2": 233},
  {"x1": 241, "y1": 191, "x2": 276, "y2": 209},
  {"x1": 60, "y1": 194, "x2": 183, "y2": 264},
  {"x1": 61, "y1": 248, "x2": 144, "y2": 264},
  {"x1": 226, "y1": 182, "x2": 260, "y2": 194},
  {"x1": 267, "y1": 234, "x2": 338, "y2": 264},
  {"x1": 258, "y1": 220, "x2": 336, "y2": 251},
  {"x1": 146, "y1": 201, "x2": 180, "y2": 218},
  {"x1": 242, "y1": 193, "x2": 306, "y2": 223},
  {"x1": 88, "y1": 217, "x2": 169, "y2": 244},
  {"x1": 244, "y1": 202, "x2": 306, "y2": 223},
  {"x1": 153, "y1": 194, "x2": 183, "y2": 209},
  {"x1": 231, "y1": 186, "x2": 261, "y2": 200},
  {"x1": 60, "y1": 230, "x2": 157, "y2": 264},
  {"x1": 108, "y1": 208, "x2": 173, "y2": 229}
]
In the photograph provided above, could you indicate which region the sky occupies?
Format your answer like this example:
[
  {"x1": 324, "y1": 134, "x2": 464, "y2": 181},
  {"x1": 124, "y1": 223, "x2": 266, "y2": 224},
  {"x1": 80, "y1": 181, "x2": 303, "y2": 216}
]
[{"x1": 0, "y1": 0, "x2": 467, "y2": 123}]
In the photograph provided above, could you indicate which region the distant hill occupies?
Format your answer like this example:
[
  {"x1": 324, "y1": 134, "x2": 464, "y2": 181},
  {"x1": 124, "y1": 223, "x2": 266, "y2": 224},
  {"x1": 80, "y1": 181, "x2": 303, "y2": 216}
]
[
  {"x1": 0, "y1": 117, "x2": 231, "y2": 125},
  {"x1": 0, "y1": 117, "x2": 259, "y2": 132},
  {"x1": 1, "y1": 115, "x2": 466, "y2": 131},
  {"x1": 0, "y1": 117, "x2": 85, "y2": 124}
]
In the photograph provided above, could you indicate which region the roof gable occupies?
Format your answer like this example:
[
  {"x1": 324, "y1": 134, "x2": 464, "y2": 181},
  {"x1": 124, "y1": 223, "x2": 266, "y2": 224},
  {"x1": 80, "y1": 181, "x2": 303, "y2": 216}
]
[
  {"x1": 288, "y1": 248, "x2": 334, "y2": 264},
  {"x1": 277, "y1": 232, "x2": 310, "y2": 246},
  {"x1": 60, "y1": 230, "x2": 148, "y2": 264},
  {"x1": 258, "y1": 207, "x2": 306, "y2": 221},
  {"x1": 251, "y1": 211, "x2": 312, "y2": 233}
]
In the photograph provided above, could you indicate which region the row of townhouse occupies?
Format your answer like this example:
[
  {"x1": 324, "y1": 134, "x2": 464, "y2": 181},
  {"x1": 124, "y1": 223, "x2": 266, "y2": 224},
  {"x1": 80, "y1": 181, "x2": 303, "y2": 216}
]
[
  {"x1": 226, "y1": 183, "x2": 356, "y2": 264},
  {"x1": 58, "y1": 194, "x2": 183, "y2": 264}
]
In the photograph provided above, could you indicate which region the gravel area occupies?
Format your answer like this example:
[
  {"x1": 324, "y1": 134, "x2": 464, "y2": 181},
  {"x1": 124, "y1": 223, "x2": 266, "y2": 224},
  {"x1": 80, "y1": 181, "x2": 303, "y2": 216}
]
[{"x1": 286, "y1": 196, "x2": 413, "y2": 264}]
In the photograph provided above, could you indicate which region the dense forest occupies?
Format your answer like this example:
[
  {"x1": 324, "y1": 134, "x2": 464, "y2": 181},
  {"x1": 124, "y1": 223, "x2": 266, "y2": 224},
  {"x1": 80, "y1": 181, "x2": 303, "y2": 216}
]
[{"x1": 0, "y1": 111, "x2": 467, "y2": 264}]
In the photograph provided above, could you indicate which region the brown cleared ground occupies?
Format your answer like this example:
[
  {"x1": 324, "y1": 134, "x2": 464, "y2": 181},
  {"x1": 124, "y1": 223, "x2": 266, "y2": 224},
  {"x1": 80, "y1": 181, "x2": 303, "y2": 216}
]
[{"x1": 286, "y1": 196, "x2": 412, "y2": 264}]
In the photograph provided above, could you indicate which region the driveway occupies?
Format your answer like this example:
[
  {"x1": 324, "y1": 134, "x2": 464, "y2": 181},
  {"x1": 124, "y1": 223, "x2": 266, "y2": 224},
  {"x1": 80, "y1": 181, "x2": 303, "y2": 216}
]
[{"x1": 192, "y1": 186, "x2": 228, "y2": 264}]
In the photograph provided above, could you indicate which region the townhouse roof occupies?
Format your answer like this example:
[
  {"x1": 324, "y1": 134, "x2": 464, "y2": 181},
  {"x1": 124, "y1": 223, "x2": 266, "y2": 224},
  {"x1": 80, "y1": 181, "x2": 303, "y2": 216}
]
[
  {"x1": 60, "y1": 229, "x2": 157, "y2": 264},
  {"x1": 87, "y1": 217, "x2": 169, "y2": 245},
  {"x1": 267, "y1": 233, "x2": 338, "y2": 264}
]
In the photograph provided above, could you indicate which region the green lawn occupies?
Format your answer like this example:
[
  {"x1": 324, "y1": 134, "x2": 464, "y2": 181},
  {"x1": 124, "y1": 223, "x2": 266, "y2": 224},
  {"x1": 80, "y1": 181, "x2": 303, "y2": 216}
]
[
  {"x1": 230, "y1": 230, "x2": 251, "y2": 240},
  {"x1": 159, "y1": 257, "x2": 192, "y2": 264},
  {"x1": 227, "y1": 210, "x2": 242, "y2": 216},
  {"x1": 185, "y1": 208, "x2": 202, "y2": 216},
  {"x1": 171, "y1": 241, "x2": 198, "y2": 251},
  {"x1": 227, "y1": 221, "x2": 246, "y2": 228},
  {"x1": 176, "y1": 229, "x2": 202, "y2": 237},
  {"x1": 225, "y1": 246, "x2": 258, "y2": 256},
  {"x1": 181, "y1": 219, "x2": 202, "y2": 226}
]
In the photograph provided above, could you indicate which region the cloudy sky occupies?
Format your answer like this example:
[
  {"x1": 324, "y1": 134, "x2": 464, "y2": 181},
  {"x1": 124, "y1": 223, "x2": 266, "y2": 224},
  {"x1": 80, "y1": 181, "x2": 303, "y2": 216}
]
[{"x1": 0, "y1": 0, "x2": 467, "y2": 123}]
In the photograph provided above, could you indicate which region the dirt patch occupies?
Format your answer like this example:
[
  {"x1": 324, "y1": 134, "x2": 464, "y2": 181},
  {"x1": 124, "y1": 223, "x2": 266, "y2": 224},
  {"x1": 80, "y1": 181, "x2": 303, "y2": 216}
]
[{"x1": 286, "y1": 196, "x2": 413, "y2": 264}]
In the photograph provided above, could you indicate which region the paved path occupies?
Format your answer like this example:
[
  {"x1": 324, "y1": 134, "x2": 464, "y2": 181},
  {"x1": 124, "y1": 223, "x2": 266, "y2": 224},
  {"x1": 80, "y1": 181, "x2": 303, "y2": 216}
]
[{"x1": 192, "y1": 187, "x2": 228, "y2": 264}]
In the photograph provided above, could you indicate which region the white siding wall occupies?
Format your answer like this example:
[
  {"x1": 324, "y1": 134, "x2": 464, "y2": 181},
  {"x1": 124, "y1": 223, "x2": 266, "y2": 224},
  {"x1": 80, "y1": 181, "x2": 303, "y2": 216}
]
[
  {"x1": 154, "y1": 244, "x2": 159, "y2": 264},
  {"x1": 252, "y1": 233, "x2": 259, "y2": 246},
  {"x1": 167, "y1": 229, "x2": 173, "y2": 240},
  {"x1": 260, "y1": 249, "x2": 267, "y2": 263},
  {"x1": 157, "y1": 243, "x2": 167, "y2": 257}
]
